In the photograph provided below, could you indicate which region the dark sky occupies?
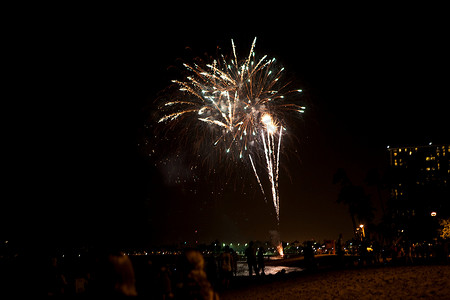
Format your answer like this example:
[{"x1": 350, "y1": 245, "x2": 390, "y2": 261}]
[{"x1": 4, "y1": 9, "x2": 448, "y2": 248}]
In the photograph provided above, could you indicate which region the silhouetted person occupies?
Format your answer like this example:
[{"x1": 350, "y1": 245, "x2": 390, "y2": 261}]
[
  {"x1": 245, "y1": 241, "x2": 258, "y2": 276},
  {"x1": 230, "y1": 249, "x2": 238, "y2": 277},
  {"x1": 159, "y1": 266, "x2": 174, "y2": 299},
  {"x1": 94, "y1": 251, "x2": 137, "y2": 296},
  {"x1": 218, "y1": 245, "x2": 233, "y2": 289},
  {"x1": 176, "y1": 249, "x2": 219, "y2": 300},
  {"x1": 257, "y1": 247, "x2": 265, "y2": 275},
  {"x1": 303, "y1": 241, "x2": 316, "y2": 272},
  {"x1": 405, "y1": 242, "x2": 414, "y2": 265},
  {"x1": 359, "y1": 239, "x2": 369, "y2": 266},
  {"x1": 372, "y1": 240, "x2": 381, "y2": 264},
  {"x1": 205, "y1": 255, "x2": 218, "y2": 288},
  {"x1": 336, "y1": 233, "x2": 344, "y2": 267},
  {"x1": 424, "y1": 243, "x2": 431, "y2": 261},
  {"x1": 46, "y1": 256, "x2": 67, "y2": 296}
]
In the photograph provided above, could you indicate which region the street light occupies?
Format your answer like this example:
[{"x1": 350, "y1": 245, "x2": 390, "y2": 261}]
[{"x1": 359, "y1": 224, "x2": 365, "y2": 238}]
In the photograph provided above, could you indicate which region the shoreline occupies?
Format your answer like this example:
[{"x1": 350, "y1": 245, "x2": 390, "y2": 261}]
[{"x1": 220, "y1": 264, "x2": 450, "y2": 299}]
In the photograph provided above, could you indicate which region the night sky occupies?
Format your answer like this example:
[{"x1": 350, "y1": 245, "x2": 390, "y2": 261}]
[{"x1": 5, "y1": 9, "x2": 448, "y2": 249}]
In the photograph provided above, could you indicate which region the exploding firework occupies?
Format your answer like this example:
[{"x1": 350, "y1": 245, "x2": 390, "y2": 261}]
[{"x1": 157, "y1": 37, "x2": 306, "y2": 224}]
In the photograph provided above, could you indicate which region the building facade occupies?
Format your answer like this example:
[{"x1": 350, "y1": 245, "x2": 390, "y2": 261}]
[{"x1": 386, "y1": 144, "x2": 450, "y2": 240}]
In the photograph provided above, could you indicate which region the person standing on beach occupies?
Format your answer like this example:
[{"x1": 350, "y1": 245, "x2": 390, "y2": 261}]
[
  {"x1": 304, "y1": 241, "x2": 316, "y2": 272},
  {"x1": 245, "y1": 241, "x2": 258, "y2": 276},
  {"x1": 336, "y1": 233, "x2": 344, "y2": 267},
  {"x1": 257, "y1": 247, "x2": 265, "y2": 275},
  {"x1": 231, "y1": 249, "x2": 238, "y2": 277},
  {"x1": 219, "y1": 246, "x2": 233, "y2": 289}
]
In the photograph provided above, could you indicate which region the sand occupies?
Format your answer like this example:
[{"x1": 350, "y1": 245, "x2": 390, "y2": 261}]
[{"x1": 220, "y1": 265, "x2": 450, "y2": 299}]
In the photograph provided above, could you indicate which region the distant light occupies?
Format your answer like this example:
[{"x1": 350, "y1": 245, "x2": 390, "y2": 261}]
[
  {"x1": 387, "y1": 145, "x2": 390, "y2": 149},
  {"x1": 429, "y1": 142, "x2": 432, "y2": 145},
  {"x1": 431, "y1": 211, "x2": 437, "y2": 217}
]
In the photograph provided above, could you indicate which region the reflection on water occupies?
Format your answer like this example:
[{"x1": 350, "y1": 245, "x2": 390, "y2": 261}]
[{"x1": 235, "y1": 261, "x2": 303, "y2": 276}]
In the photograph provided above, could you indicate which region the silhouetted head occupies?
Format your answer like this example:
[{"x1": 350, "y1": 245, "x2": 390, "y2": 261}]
[
  {"x1": 96, "y1": 252, "x2": 137, "y2": 296},
  {"x1": 180, "y1": 249, "x2": 205, "y2": 273}
]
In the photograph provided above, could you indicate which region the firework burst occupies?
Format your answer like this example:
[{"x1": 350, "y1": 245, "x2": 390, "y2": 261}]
[{"x1": 157, "y1": 37, "x2": 306, "y2": 224}]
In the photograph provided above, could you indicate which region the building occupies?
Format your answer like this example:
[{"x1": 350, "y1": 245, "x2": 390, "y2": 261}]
[
  {"x1": 386, "y1": 144, "x2": 450, "y2": 240},
  {"x1": 388, "y1": 144, "x2": 449, "y2": 192}
]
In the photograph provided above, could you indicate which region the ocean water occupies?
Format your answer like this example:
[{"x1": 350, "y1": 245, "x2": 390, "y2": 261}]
[{"x1": 235, "y1": 261, "x2": 303, "y2": 276}]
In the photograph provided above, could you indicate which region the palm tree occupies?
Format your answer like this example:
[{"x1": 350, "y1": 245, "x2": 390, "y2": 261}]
[
  {"x1": 333, "y1": 169, "x2": 375, "y2": 236},
  {"x1": 332, "y1": 168, "x2": 351, "y2": 187}
]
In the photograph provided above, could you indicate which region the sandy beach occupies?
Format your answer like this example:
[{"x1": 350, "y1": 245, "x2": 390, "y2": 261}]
[{"x1": 221, "y1": 265, "x2": 450, "y2": 299}]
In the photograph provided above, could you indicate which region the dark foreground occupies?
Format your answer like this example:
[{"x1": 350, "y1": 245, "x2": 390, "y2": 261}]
[
  {"x1": 221, "y1": 265, "x2": 450, "y2": 299},
  {"x1": 1, "y1": 249, "x2": 449, "y2": 297}
]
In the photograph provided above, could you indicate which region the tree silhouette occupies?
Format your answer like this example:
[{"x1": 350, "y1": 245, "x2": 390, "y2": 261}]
[{"x1": 333, "y1": 168, "x2": 375, "y2": 236}]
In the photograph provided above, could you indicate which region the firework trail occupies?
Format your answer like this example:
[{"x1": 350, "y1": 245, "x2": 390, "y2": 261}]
[{"x1": 158, "y1": 37, "x2": 305, "y2": 224}]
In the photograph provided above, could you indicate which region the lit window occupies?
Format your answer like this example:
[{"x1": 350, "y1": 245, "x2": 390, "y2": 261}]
[
  {"x1": 394, "y1": 152, "x2": 397, "y2": 156},
  {"x1": 426, "y1": 167, "x2": 431, "y2": 171},
  {"x1": 394, "y1": 159, "x2": 398, "y2": 166},
  {"x1": 399, "y1": 149, "x2": 402, "y2": 152},
  {"x1": 409, "y1": 151, "x2": 412, "y2": 155}
]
